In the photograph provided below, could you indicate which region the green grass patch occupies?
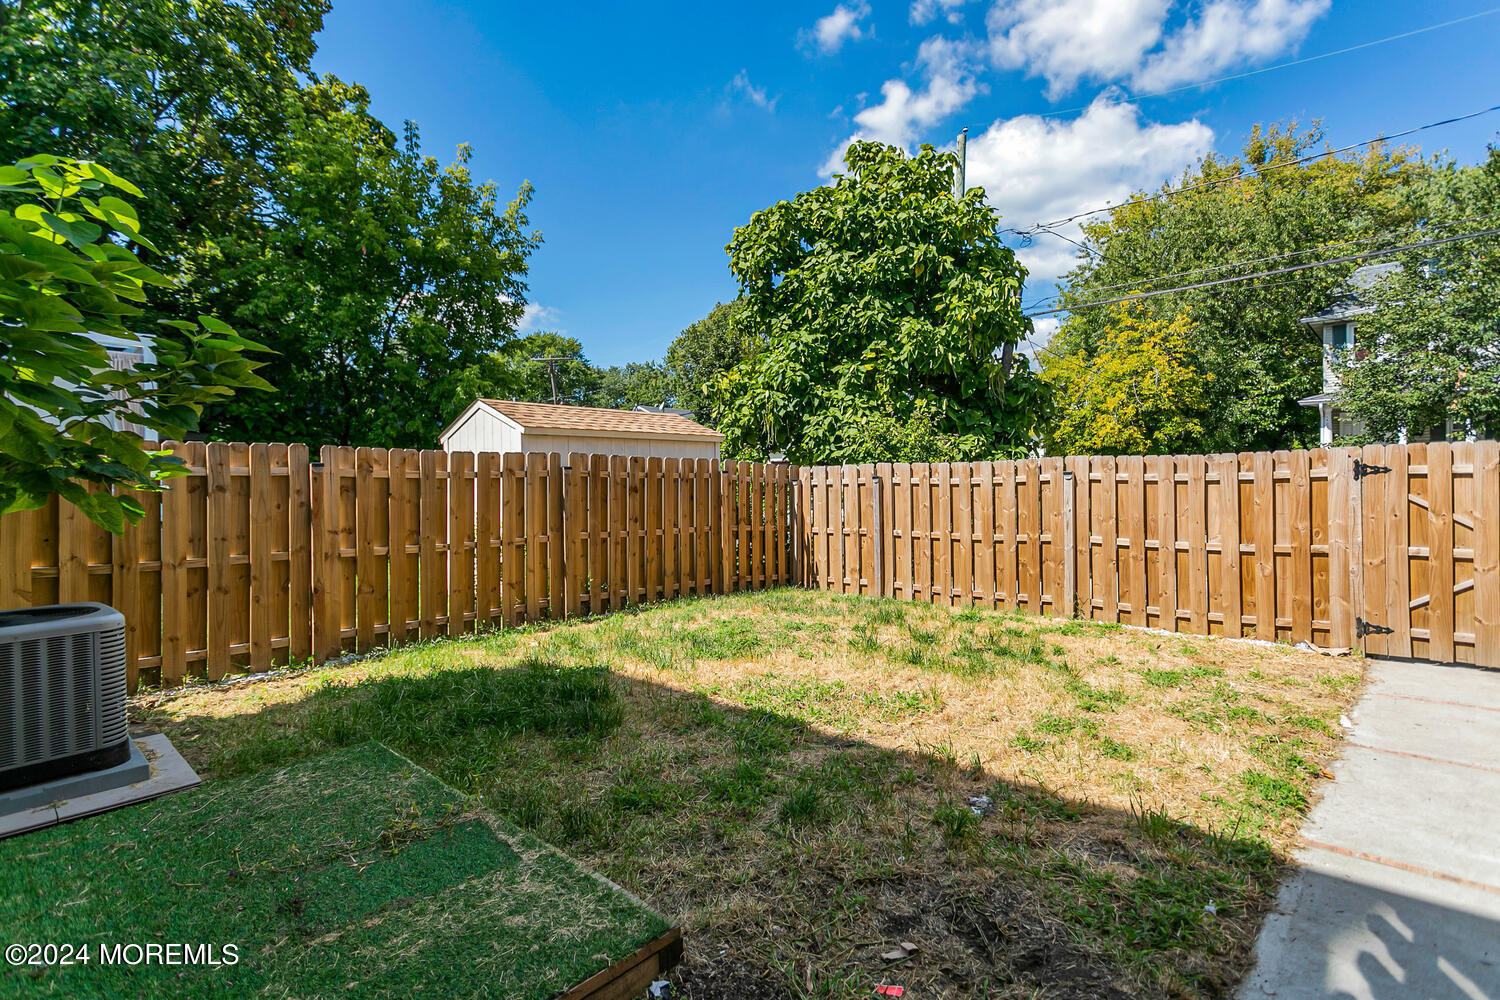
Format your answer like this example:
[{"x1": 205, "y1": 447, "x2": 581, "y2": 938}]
[{"x1": 0, "y1": 744, "x2": 671, "y2": 1000}]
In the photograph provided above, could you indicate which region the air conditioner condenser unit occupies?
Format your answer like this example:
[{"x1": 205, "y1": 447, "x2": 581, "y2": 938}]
[{"x1": 0, "y1": 603, "x2": 130, "y2": 793}]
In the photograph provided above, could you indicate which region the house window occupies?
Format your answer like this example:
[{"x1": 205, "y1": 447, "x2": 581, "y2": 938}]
[{"x1": 1327, "y1": 323, "x2": 1354, "y2": 350}]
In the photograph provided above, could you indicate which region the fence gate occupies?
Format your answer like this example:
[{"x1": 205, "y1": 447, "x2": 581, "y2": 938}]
[{"x1": 1353, "y1": 441, "x2": 1500, "y2": 667}]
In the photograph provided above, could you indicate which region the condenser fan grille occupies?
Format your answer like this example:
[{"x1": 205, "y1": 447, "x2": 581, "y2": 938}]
[{"x1": 0, "y1": 603, "x2": 129, "y2": 788}]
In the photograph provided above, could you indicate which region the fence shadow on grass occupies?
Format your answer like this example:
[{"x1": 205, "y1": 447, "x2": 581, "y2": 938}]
[{"x1": 131, "y1": 660, "x2": 1499, "y2": 1000}]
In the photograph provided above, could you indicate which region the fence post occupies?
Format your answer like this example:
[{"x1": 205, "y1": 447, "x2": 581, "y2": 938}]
[
  {"x1": 1062, "y1": 468, "x2": 1076, "y2": 619},
  {"x1": 870, "y1": 471, "x2": 885, "y2": 598}
]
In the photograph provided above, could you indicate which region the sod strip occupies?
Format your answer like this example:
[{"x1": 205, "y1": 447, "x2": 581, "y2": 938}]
[{"x1": 0, "y1": 742, "x2": 674, "y2": 1000}]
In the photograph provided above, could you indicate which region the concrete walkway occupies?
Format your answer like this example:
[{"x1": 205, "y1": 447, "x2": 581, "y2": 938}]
[{"x1": 1240, "y1": 658, "x2": 1500, "y2": 999}]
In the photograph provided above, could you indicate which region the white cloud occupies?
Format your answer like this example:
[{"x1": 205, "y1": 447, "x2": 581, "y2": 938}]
[
  {"x1": 987, "y1": 0, "x2": 1169, "y2": 98},
  {"x1": 517, "y1": 301, "x2": 561, "y2": 335},
  {"x1": 910, "y1": 0, "x2": 970, "y2": 26},
  {"x1": 807, "y1": 1, "x2": 872, "y2": 54},
  {"x1": 822, "y1": 36, "x2": 985, "y2": 173},
  {"x1": 1133, "y1": 0, "x2": 1329, "y2": 91},
  {"x1": 985, "y1": 0, "x2": 1329, "y2": 97},
  {"x1": 963, "y1": 95, "x2": 1214, "y2": 281},
  {"x1": 730, "y1": 70, "x2": 778, "y2": 112}
]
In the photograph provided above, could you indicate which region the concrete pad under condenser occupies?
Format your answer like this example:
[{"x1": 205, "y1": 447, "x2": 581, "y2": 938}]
[{"x1": 0, "y1": 734, "x2": 200, "y2": 839}]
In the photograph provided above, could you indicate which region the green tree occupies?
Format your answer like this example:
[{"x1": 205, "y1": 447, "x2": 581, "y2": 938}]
[
  {"x1": 1041, "y1": 306, "x2": 1213, "y2": 455},
  {"x1": 716, "y1": 141, "x2": 1034, "y2": 464},
  {"x1": 664, "y1": 300, "x2": 755, "y2": 424},
  {"x1": 0, "y1": 157, "x2": 269, "y2": 530},
  {"x1": 201, "y1": 79, "x2": 540, "y2": 447},
  {"x1": 0, "y1": 0, "x2": 327, "y2": 301},
  {"x1": 1337, "y1": 147, "x2": 1500, "y2": 440},
  {"x1": 1051, "y1": 123, "x2": 1429, "y2": 451},
  {"x1": 586, "y1": 362, "x2": 674, "y2": 411},
  {"x1": 4, "y1": 3, "x2": 542, "y2": 449},
  {"x1": 498, "y1": 332, "x2": 598, "y2": 405},
  {"x1": 838, "y1": 399, "x2": 995, "y2": 463}
]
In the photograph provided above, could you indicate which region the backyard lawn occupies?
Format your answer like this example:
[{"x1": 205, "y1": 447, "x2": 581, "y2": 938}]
[{"x1": 135, "y1": 589, "x2": 1364, "y2": 999}]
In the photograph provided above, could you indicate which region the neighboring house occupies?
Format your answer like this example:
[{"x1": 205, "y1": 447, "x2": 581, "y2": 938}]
[
  {"x1": 633, "y1": 403, "x2": 697, "y2": 421},
  {"x1": 440, "y1": 398, "x2": 724, "y2": 460},
  {"x1": 1297, "y1": 263, "x2": 1461, "y2": 446},
  {"x1": 94, "y1": 333, "x2": 154, "y2": 438},
  {"x1": 40, "y1": 332, "x2": 155, "y2": 437}
]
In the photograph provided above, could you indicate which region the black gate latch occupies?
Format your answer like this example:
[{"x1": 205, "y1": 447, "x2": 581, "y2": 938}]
[
  {"x1": 1356, "y1": 617, "x2": 1394, "y2": 638},
  {"x1": 1354, "y1": 460, "x2": 1391, "y2": 480}
]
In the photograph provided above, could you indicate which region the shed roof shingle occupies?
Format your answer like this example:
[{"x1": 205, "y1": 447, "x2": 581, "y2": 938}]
[{"x1": 480, "y1": 399, "x2": 724, "y2": 441}]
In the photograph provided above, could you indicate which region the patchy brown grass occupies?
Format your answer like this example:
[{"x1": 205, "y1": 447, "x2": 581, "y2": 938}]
[{"x1": 134, "y1": 589, "x2": 1364, "y2": 999}]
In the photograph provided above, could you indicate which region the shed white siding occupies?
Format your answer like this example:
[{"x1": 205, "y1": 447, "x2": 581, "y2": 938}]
[
  {"x1": 517, "y1": 432, "x2": 719, "y2": 461},
  {"x1": 442, "y1": 406, "x2": 523, "y2": 454}
]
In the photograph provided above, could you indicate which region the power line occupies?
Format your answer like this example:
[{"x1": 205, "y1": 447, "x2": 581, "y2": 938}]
[
  {"x1": 1033, "y1": 6, "x2": 1500, "y2": 121},
  {"x1": 1001, "y1": 103, "x2": 1500, "y2": 237},
  {"x1": 1021, "y1": 211, "x2": 1500, "y2": 311},
  {"x1": 1025, "y1": 225, "x2": 1500, "y2": 318}
]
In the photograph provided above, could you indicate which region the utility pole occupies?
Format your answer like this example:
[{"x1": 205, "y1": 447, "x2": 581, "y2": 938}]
[
  {"x1": 531, "y1": 356, "x2": 571, "y2": 405},
  {"x1": 954, "y1": 126, "x2": 967, "y2": 199}
]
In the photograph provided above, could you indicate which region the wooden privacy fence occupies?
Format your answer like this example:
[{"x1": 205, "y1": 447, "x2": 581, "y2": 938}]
[
  {"x1": 801, "y1": 441, "x2": 1500, "y2": 669},
  {"x1": 3, "y1": 439, "x2": 1496, "y2": 691},
  {"x1": 0, "y1": 444, "x2": 797, "y2": 691}
]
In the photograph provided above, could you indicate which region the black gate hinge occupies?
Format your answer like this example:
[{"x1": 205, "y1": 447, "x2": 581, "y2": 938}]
[
  {"x1": 1354, "y1": 460, "x2": 1391, "y2": 480},
  {"x1": 1356, "y1": 617, "x2": 1394, "y2": 639}
]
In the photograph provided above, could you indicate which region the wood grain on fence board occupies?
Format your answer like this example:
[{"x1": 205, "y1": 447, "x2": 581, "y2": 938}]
[
  {"x1": 1475, "y1": 441, "x2": 1500, "y2": 665},
  {"x1": 477, "y1": 451, "x2": 502, "y2": 626}
]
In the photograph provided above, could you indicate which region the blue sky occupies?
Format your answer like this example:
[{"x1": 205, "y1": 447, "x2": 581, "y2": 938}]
[{"x1": 312, "y1": 1, "x2": 1500, "y2": 366}]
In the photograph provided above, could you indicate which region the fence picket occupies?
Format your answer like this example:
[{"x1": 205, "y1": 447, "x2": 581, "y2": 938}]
[{"x1": 1154, "y1": 455, "x2": 1177, "y2": 630}]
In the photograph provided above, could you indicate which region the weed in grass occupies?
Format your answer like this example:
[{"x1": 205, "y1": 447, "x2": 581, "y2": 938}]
[
  {"x1": 1319, "y1": 672, "x2": 1360, "y2": 693},
  {"x1": 947, "y1": 637, "x2": 1002, "y2": 680},
  {"x1": 702, "y1": 760, "x2": 777, "y2": 813},
  {"x1": 1246, "y1": 735, "x2": 1316, "y2": 779},
  {"x1": 732, "y1": 712, "x2": 797, "y2": 759},
  {"x1": 608, "y1": 759, "x2": 680, "y2": 814},
  {"x1": 991, "y1": 782, "x2": 1080, "y2": 822},
  {"x1": 848, "y1": 623, "x2": 880, "y2": 654},
  {"x1": 1143, "y1": 668, "x2": 1185, "y2": 688},
  {"x1": 904, "y1": 624, "x2": 940, "y2": 646},
  {"x1": 928, "y1": 738, "x2": 960, "y2": 770},
  {"x1": 1011, "y1": 732, "x2": 1047, "y2": 753},
  {"x1": 895, "y1": 644, "x2": 932, "y2": 669},
  {"x1": 1282, "y1": 713, "x2": 1336, "y2": 736},
  {"x1": 953, "y1": 606, "x2": 987, "y2": 622},
  {"x1": 864, "y1": 600, "x2": 909, "y2": 625},
  {"x1": 1066, "y1": 679, "x2": 1130, "y2": 713},
  {"x1": 1094, "y1": 735, "x2": 1138, "y2": 761},
  {"x1": 1239, "y1": 770, "x2": 1308, "y2": 814},
  {"x1": 683, "y1": 618, "x2": 765, "y2": 659},
  {"x1": 779, "y1": 784, "x2": 828, "y2": 826},
  {"x1": 554, "y1": 801, "x2": 608, "y2": 846},
  {"x1": 1033, "y1": 714, "x2": 1079, "y2": 736},
  {"x1": 1130, "y1": 798, "x2": 1178, "y2": 841},
  {"x1": 933, "y1": 802, "x2": 980, "y2": 843}
]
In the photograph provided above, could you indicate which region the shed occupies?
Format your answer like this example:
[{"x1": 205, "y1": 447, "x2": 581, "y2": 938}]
[{"x1": 439, "y1": 399, "x2": 724, "y2": 460}]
